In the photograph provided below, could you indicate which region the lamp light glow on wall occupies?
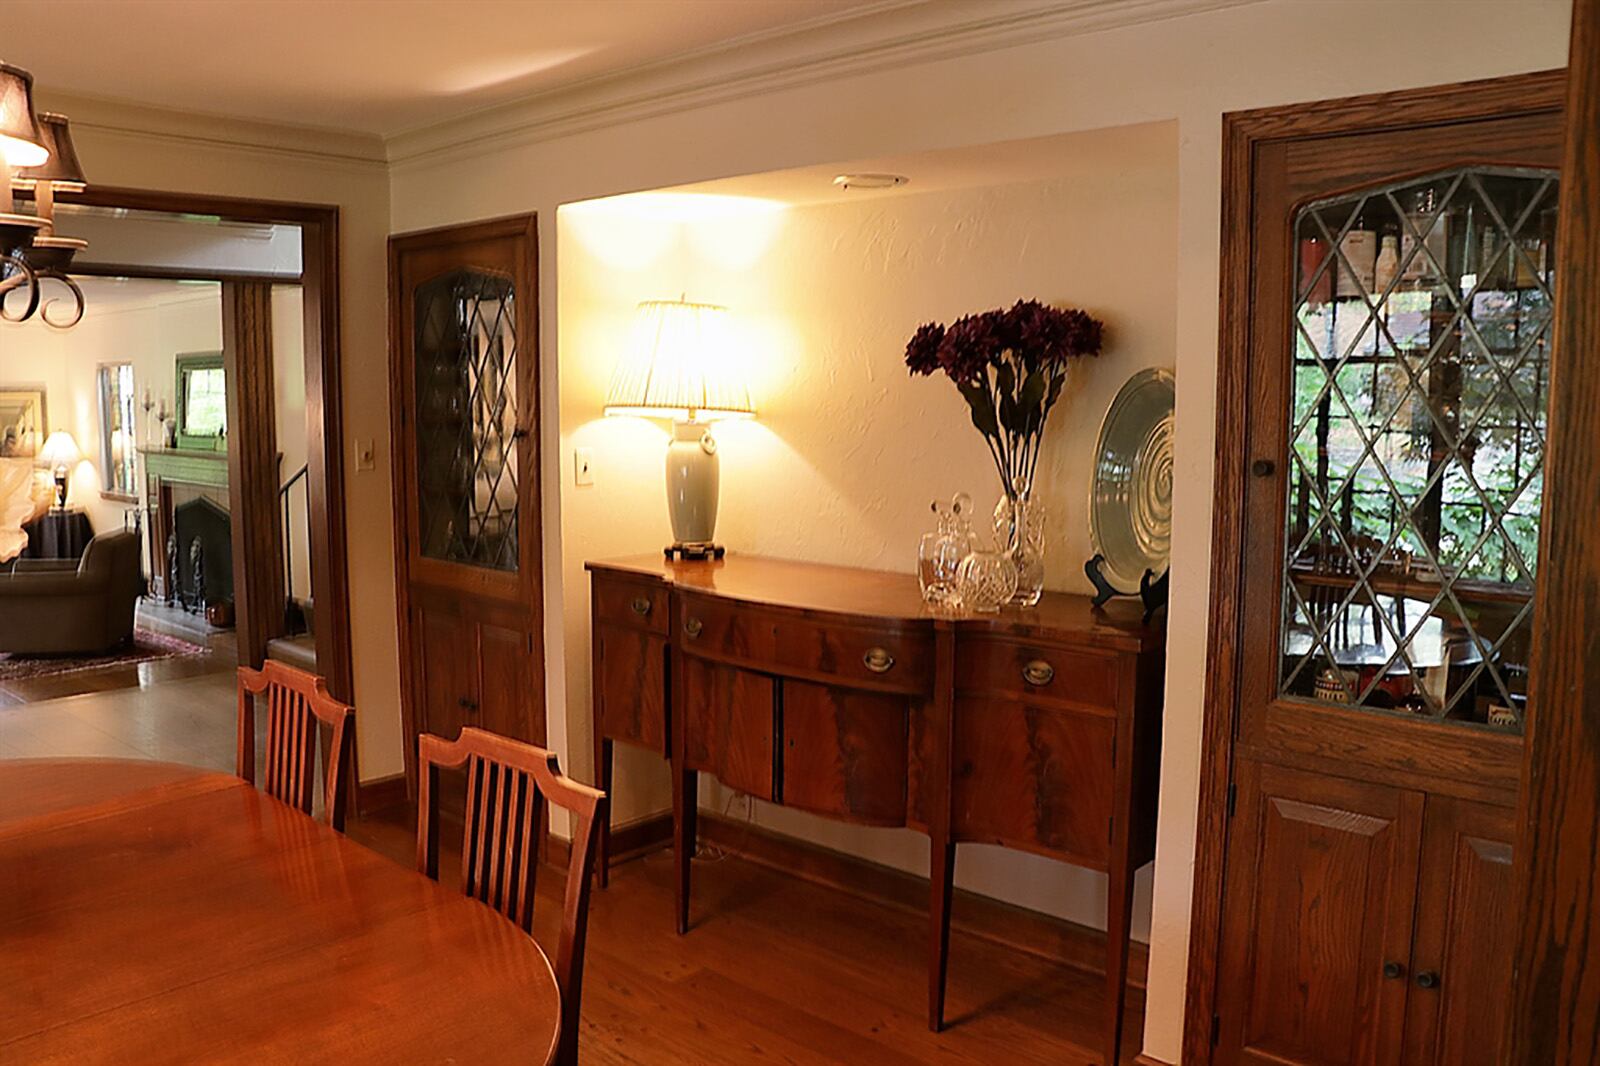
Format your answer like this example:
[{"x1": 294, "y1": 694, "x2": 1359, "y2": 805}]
[
  {"x1": 604, "y1": 298, "x2": 754, "y2": 560},
  {"x1": 39, "y1": 429, "x2": 80, "y2": 510}
]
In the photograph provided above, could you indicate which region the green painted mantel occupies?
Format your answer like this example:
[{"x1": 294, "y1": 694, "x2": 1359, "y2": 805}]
[{"x1": 140, "y1": 447, "x2": 229, "y2": 488}]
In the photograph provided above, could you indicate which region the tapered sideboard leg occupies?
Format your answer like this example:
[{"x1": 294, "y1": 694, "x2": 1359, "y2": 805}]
[
  {"x1": 673, "y1": 766, "x2": 697, "y2": 935},
  {"x1": 928, "y1": 836, "x2": 957, "y2": 1031}
]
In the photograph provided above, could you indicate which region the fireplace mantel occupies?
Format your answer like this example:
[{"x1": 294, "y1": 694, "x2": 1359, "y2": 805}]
[
  {"x1": 139, "y1": 446, "x2": 230, "y2": 604},
  {"x1": 140, "y1": 447, "x2": 228, "y2": 490}
]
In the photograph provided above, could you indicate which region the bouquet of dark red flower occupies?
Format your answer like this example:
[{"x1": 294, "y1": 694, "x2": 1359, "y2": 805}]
[{"x1": 904, "y1": 300, "x2": 1104, "y2": 498}]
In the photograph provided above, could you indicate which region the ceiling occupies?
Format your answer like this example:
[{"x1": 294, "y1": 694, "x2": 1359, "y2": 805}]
[
  {"x1": 2, "y1": 0, "x2": 886, "y2": 137},
  {"x1": 74, "y1": 277, "x2": 219, "y2": 315}
]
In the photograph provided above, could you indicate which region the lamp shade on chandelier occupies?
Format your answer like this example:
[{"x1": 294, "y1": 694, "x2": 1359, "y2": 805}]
[{"x1": 0, "y1": 60, "x2": 90, "y2": 329}]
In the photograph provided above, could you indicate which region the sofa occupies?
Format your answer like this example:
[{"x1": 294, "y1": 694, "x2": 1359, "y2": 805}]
[{"x1": 0, "y1": 530, "x2": 144, "y2": 654}]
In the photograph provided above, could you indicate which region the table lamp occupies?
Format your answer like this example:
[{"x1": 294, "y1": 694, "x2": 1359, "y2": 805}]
[
  {"x1": 604, "y1": 298, "x2": 753, "y2": 560},
  {"x1": 39, "y1": 429, "x2": 80, "y2": 510}
]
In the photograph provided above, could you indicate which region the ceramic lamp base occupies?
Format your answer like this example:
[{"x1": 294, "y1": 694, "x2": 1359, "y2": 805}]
[{"x1": 664, "y1": 420, "x2": 720, "y2": 552}]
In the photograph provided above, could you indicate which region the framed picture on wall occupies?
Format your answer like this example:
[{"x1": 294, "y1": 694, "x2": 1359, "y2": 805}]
[{"x1": 0, "y1": 386, "x2": 47, "y2": 459}]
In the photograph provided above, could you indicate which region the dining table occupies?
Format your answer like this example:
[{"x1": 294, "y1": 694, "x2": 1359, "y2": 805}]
[{"x1": 0, "y1": 758, "x2": 561, "y2": 1064}]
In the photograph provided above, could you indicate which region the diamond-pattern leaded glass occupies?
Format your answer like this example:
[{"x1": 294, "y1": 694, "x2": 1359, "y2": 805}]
[
  {"x1": 414, "y1": 269, "x2": 521, "y2": 572},
  {"x1": 1279, "y1": 166, "x2": 1557, "y2": 735}
]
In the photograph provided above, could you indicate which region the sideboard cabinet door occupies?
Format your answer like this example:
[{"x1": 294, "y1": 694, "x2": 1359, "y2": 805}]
[
  {"x1": 680, "y1": 656, "x2": 775, "y2": 801},
  {"x1": 779, "y1": 679, "x2": 908, "y2": 825},
  {"x1": 1217, "y1": 761, "x2": 1423, "y2": 1066},
  {"x1": 950, "y1": 696, "x2": 1116, "y2": 866},
  {"x1": 596, "y1": 623, "x2": 668, "y2": 754}
]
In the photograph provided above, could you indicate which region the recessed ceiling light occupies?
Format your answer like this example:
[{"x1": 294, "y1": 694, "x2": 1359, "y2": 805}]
[{"x1": 833, "y1": 173, "x2": 909, "y2": 191}]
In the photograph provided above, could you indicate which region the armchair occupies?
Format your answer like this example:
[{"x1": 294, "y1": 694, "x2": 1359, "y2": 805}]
[{"x1": 0, "y1": 530, "x2": 143, "y2": 654}]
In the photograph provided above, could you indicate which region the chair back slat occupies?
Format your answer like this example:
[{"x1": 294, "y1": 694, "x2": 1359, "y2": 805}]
[
  {"x1": 416, "y1": 727, "x2": 607, "y2": 1066},
  {"x1": 237, "y1": 661, "x2": 355, "y2": 831}
]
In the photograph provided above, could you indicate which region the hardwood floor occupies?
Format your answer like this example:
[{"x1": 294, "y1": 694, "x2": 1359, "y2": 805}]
[
  {"x1": 352, "y1": 806, "x2": 1146, "y2": 1065},
  {"x1": 2, "y1": 662, "x2": 1145, "y2": 1063}
]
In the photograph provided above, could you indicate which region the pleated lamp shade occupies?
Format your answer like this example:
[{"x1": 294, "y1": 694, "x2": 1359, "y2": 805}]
[
  {"x1": 604, "y1": 299, "x2": 754, "y2": 422},
  {"x1": 15, "y1": 113, "x2": 86, "y2": 189},
  {"x1": 0, "y1": 64, "x2": 48, "y2": 169}
]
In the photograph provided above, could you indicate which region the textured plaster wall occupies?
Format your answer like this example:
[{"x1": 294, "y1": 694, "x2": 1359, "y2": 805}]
[{"x1": 560, "y1": 124, "x2": 1178, "y2": 941}]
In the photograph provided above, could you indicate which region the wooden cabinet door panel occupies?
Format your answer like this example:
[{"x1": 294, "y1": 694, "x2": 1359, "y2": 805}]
[
  {"x1": 478, "y1": 621, "x2": 536, "y2": 743},
  {"x1": 680, "y1": 656, "x2": 775, "y2": 801},
  {"x1": 780, "y1": 680, "x2": 907, "y2": 826},
  {"x1": 949, "y1": 697, "x2": 1115, "y2": 865},
  {"x1": 1217, "y1": 761, "x2": 1423, "y2": 1066},
  {"x1": 595, "y1": 622, "x2": 668, "y2": 754},
  {"x1": 1403, "y1": 796, "x2": 1517, "y2": 1066},
  {"x1": 415, "y1": 605, "x2": 473, "y2": 742}
]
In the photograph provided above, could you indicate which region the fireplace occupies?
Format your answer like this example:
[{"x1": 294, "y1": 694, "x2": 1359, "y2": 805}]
[{"x1": 171, "y1": 495, "x2": 232, "y2": 610}]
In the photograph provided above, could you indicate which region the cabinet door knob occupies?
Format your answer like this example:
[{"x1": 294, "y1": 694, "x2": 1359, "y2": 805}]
[
  {"x1": 458, "y1": 697, "x2": 479, "y2": 714},
  {"x1": 1022, "y1": 659, "x2": 1055, "y2": 686},
  {"x1": 862, "y1": 647, "x2": 895, "y2": 674},
  {"x1": 630, "y1": 596, "x2": 652, "y2": 617},
  {"x1": 1415, "y1": 971, "x2": 1440, "y2": 990},
  {"x1": 683, "y1": 617, "x2": 703, "y2": 639},
  {"x1": 1383, "y1": 961, "x2": 1405, "y2": 980},
  {"x1": 1251, "y1": 458, "x2": 1276, "y2": 478}
]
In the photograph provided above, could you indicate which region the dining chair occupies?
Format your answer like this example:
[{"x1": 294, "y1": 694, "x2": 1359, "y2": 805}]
[
  {"x1": 236, "y1": 660, "x2": 355, "y2": 831},
  {"x1": 416, "y1": 727, "x2": 608, "y2": 1066}
]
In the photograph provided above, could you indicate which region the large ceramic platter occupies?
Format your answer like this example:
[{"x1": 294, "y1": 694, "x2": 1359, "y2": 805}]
[{"x1": 1089, "y1": 367, "x2": 1175, "y2": 591}]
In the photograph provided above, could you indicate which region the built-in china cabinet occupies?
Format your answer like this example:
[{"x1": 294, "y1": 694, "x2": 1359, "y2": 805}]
[{"x1": 1189, "y1": 71, "x2": 1567, "y2": 1066}]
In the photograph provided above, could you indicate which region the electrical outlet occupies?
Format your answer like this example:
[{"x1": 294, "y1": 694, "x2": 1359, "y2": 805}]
[
  {"x1": 574, "y1": 447, "x2": 594, "y2": 487},
  {"x1": 354, "y1": 438, "x2": 376, "y2": 471}
]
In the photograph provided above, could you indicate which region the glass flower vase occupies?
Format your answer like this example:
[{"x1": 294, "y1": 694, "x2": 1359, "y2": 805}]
[
  {"x1": 995, "y1": 491, "x2": 1045, "y2": 607},
  {"x1": 957, "y1": 546, "x2": 1017, "y2": 612}
]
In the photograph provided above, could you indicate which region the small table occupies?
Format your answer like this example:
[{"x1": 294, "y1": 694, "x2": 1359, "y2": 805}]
[
  {"x1": 20, "y1": 507, "x2": 93, "y2": 559},
  {"x1": 0, "y1": 758, "x2": 562, "y2": 1063}
]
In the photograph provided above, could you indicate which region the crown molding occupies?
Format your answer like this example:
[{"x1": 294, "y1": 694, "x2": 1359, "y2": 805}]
[
  {"x1": 386, "y1": 0, "x2": 1257, "y2": 170},
  {"x1": 38, "y1": 90, "x2": 387, "y2": 172}
]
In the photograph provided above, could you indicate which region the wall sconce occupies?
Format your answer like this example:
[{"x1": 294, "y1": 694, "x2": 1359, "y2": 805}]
[{"x1": 604, "y1": 298, "x2": 754, "y2": 561}]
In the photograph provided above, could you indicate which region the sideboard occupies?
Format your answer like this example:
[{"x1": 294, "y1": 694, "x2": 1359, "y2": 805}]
[{"x1": 587, "y1": 553, "x2": 1165, "y2": 1065}]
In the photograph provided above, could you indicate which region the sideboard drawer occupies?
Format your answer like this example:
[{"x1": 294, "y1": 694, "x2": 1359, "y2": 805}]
[
  {"x1": 951, "y1": 697, "x2": 1116, "y2": 867},
  {"x1": 594, "y1": 622, "x2": 668, "y2": 754},
  {"x1": 780, "y1": 679, "x2": 908, "y2": 826},
  {"x1": 593, "y1": 574, "x2": 669, "y2": 635},
  {"x1": 680, "y1": 657, "x2": 775, "y2": 801},
  {"x1": 955, "y1": 635, "x2": 1119, "y2": 713},
  {"x1": 677, "y1": 593, "x2": 933, "y2": 695}
]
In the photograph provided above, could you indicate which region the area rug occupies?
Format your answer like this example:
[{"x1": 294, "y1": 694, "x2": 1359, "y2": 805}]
[{"x1": 0, "y1": 630, "x2": 209, "y2": 682}]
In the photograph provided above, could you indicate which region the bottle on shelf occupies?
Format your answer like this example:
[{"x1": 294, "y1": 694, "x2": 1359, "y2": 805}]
[
  {"x1": 1374, "y1": 231, "x2": 1401, "y2": 295},
  {"x1": 1299, "y1": 233, "x2": 1333, "y2": 307},
  {"x1": 1402, "y1": 186, "x2": 1449, "y2": 285}
]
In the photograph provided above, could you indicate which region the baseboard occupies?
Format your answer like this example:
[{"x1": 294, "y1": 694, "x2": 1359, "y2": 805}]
[
  {"x1": 356, "y1": 773, "x2": 407, "y2": 815},
  {"x1": 547, "y1": 811, "x2": 674, "y2": 872},
  {"x1": 697, "y1": 812, "x2": 1148, "y2": 989},
  {"x1": 1132, "y1": 1055, "x2": 1174, "y2": 1066}
]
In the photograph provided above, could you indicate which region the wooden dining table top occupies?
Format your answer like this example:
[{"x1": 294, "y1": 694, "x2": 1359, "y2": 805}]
[{"x1": 0, "y1": 758, "x2": 561, "y2": 1064}]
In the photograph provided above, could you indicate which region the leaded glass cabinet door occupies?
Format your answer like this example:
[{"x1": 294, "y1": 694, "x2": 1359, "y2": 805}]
[
  {"x1": 391, "y1": 216, "x2": 545, "y2": 784},
  {"x1": 1212, "y1": 78, "x2": 1566, "y2": 1066},
  {"x1": 1282, "y1": 166, "x2": 1556, "y2": 735}
]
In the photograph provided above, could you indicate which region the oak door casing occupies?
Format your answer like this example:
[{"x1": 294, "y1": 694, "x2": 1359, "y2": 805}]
[{"x1": 1216, "y1": 761, "x2": 1423, "y2": 1066}]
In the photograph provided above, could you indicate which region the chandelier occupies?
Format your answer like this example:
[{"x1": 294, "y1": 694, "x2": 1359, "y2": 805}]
[{"x1": 0, "y1": 61, "x2": 89, "y2": 329}]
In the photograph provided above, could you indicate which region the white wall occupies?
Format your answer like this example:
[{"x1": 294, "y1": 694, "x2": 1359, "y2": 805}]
[
  {"x1": 0, "y1": 286, "x2": 222, "y2": 540},
  {"x1": 560, "y1": 121, "x2": 1178, "y2": 939},
  {"x1": 388, "y1": 3, "x2": 1573, "y2": 1058},
  {"x1": 272, "y1": 284, "x2": 312, "y2": 602}
]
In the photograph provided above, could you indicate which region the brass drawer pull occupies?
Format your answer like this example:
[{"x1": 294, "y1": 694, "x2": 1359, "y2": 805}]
[
  {"x1": 683, "y1": 617, "x2": 703, "y2": 639},
  {"x1": 630, "y1": 596, "x2": 652, "y2": 617},
  {"x1": 1022, "y1": 659, "x2": 1055, "y2": 687},
  {"x1": 863, "y1": 647, "x2": 895, "y2": 674}
]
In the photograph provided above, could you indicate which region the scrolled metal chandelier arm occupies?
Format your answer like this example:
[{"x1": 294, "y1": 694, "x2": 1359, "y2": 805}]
[
  {"x1": 0, "y1": 253, "x2": 41, "y2": 323},
  {"x1": 37, "y1": 269, "x2": 82, "y2": 329}
]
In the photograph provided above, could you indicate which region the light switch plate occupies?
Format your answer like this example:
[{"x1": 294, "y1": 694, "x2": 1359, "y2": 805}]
[
  {"x1": 355, "y1": 438, "x2": 376, "y2": 471},
  {"x1": 574, "y1": 447, "x2": 594, "y2": 486}
]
